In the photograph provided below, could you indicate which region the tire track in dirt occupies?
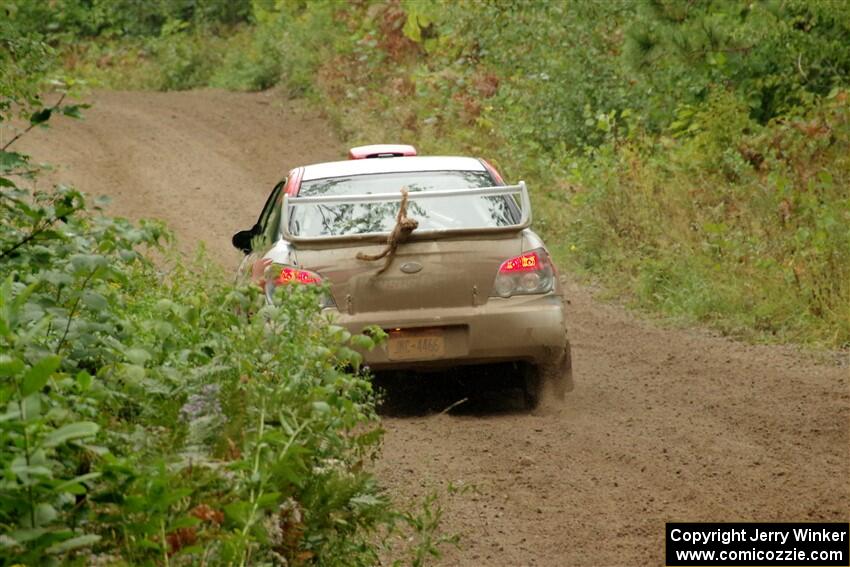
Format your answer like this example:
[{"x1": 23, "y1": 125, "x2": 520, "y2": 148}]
[{"x1": 15, "y1": 89, "x2": 849, "y2": 566}]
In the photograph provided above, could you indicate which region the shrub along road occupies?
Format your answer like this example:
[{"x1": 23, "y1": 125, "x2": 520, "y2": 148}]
[{"x1": 18, "y1": 89, "x2": 849, "y2": 566}]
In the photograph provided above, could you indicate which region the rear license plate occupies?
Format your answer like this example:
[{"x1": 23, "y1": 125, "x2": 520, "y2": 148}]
[{"x1": 387, "y1": 332, "x2": 445, "y2": 361}]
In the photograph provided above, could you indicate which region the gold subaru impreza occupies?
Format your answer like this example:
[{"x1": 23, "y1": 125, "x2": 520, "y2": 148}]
[{"x1": 233, "y1": 145, "x2": 572, "y2": 407}]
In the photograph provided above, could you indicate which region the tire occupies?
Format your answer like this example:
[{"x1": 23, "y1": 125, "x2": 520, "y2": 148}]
[{"x1": 523, "y1": 342, "x2": 574, "y2": 409}]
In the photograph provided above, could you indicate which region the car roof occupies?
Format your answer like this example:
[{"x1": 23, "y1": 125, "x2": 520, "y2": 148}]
[{"x1": 301, "y1": 156, "x2": 486, "y2": 181}]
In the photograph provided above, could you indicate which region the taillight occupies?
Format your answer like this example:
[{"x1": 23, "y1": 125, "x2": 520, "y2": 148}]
[
  {"x1": 260, "y1": 263, "x2": 334, "y2": 307},
  {"x1": 491, "y1": 248, "x2": 555, "y2": 298},
  {"x1": 274, "y1": 266, "x2": 321, "y2": 285}
]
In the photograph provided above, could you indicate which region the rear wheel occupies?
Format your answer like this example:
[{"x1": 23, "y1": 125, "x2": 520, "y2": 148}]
[{"x1": 522, "y1": 344, "x2": 573, "y2": 409}]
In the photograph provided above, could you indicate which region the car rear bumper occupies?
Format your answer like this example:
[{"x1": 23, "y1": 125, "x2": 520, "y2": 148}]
[{"x1": 326, "y1": 293, "x2": 569, "y2": 370}]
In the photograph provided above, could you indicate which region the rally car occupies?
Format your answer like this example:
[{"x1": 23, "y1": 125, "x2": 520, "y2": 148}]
[{"x1": 232, "y1": 144, "x2": 572, "y2": 406}]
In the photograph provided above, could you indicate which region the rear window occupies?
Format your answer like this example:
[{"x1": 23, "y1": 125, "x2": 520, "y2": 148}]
[{"x1": 289, "y1": 170, "x2": 518, "y2": 237}]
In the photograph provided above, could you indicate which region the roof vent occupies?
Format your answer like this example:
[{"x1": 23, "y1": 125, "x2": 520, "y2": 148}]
[{"x1": 348, "y1": 144, "x2": 417, "y2": 160}]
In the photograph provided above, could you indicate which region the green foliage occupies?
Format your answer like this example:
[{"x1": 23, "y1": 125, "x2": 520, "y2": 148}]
[
  {"x1": 0, "y1": 43, "x2": 454, "y2": 566},
  {"x1": 152, "y1": 21, "x2": 225, "y2": 91},
  {"x1": 2, "y1": 0, "x2": 253, "y2": 38},
  {"x1": 0, "y1": 162, "x2": 391, "y2": 564},
  {"x1": 0, "y1": 10, "x2": 56, "y2": 120},
  {"x1": 625, "y1": 0, "x2": 850, "y2": 125},
  {"x1": 564, "y1": 90, "x2": 850, "y2": 346},
  {"x1": 209, "y1": 25, "x2": 283, "y2": 92},
  {"x1": 271, "y1": 1, "x2": 337, "y2": 97},
  {"x1": 449, "y1": 1, "x2": 637, "y2": 151}
]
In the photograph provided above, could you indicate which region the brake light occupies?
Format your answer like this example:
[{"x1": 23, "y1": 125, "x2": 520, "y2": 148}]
[
  {"x1": 491, "y1": 248, "x2": 554, "y2": 298},
  {"x1": 252, "y1": 260, "x2": 334, "y2": 307},
  {"x1": 348, "y1": 144, "x2": 417, "y2": 159},
  {"x1": 274, "y1": 266, "x2": 321, "y2": 285},
  {"x1": 498, "y1": 251, "x2": 541, "y2": 273}
]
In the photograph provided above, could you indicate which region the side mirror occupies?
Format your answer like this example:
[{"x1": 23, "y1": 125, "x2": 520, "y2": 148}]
[{"x1": 232, "y1": 228, "x2": 255, "y2": 254}]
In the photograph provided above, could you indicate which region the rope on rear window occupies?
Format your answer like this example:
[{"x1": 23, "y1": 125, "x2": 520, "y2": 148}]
[{"x1": 355, "y1": 188, "x2": 418, "y2": 275}]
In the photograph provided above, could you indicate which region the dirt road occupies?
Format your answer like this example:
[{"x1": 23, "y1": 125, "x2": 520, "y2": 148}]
[{"x1": 16, "y1": 90, "x2": 849, "y2": 566}]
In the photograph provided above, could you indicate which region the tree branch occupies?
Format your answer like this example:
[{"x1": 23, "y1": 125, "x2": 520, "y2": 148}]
[
  {"x1": 1, "y1": 92, "x2": 67, "y2": 152},
  {"x1": 0, "y1": 219, "x2": 52, "y2": 259}
]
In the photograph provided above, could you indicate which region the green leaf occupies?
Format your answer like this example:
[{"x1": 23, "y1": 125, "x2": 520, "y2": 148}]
[
  {"x1": 121, "y1": 364, "x2": 145, "y2": 384},
  {"x1": 403, "y1": 13, "x2": 423, "y2": 43},
  {"x1": 224, "y1": 500, "x2": 251, "y2": 525},
  {"x1": 169, "y1": 516, "x2": 201, "y2": 530},
  {"x1": 69, "y1": 254, "x2": 107, "y2": 274},
  {"x1": 21, "y1": 355, "x2": 61, "y2": 396},
  {"x1": 29, "y1": 107, "x2": 52, "y2": 125},
  {"x1": 125, "y1": 348, "x2": 151, "y2": 366},
  {"x1": 9, "y1": 527, "x2": 48, "y2": 543},
  {"x1": 327, "y1": 324, "x2": 352, "y2": 344},
  {"x1": 35, "y1": 502, "x2": 58, "y2": 526},
  {"x1": 45, "y1": 534, "x2": 101, "y2": 554},
  {"x1": 0, "y1": 355, "x2": 25, "y2": 377},
  {"x1": 54, "y1": 482, "x2": 86, "y2": 495},
  {"x1": 75, "y1": 370, "x2": 92, "y2": 391},
  {"x1": 256, "y1": 492, "x2": 282, "y2": 509},
  {"x1": 59, "y1": 104, "x2": 90, "y2": 119},
  {"x1": 54, "y1": 472, "x2": 101, "y2": 494},
  {"x1": 335, "y1": 346, "x2": 362, "y2": 368},
  {"x1": 0, "y1": 150, "x2": 28, "y2": 170},
  {"x1": 10, "y1": 460, "x2": 52, "y2": 480},
  {"x1": 349, "y1": 334, "x2": 375, "y2": 350},
  {"x1": 21, "y1": 394, "x2": 42, "y2": 421},
  {"x1": 82, "y1": 291, "x2": 109, "y2": 311},
  {"x1": 42, "y1": 421, "x2": 99, "y2": 448},
  {"x1": 350, "y1": 494, "x2": 385, "y2": 509}
]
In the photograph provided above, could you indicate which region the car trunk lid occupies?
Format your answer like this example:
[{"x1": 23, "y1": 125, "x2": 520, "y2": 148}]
[{"x1": 293, "y1": 233, "x2": 522, "y2": 313}]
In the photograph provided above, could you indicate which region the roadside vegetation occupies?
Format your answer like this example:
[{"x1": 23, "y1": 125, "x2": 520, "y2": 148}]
[
  {"x1": 1, "y1": 9, "x2": 450, "y2": 566},
  {"x1": 5, "y1": 0, "x2": 848, "y2": 348}
]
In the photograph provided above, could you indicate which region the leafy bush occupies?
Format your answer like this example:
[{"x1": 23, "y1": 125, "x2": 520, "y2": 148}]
[
  {"x1": 625, "y1": 0, "x2": 850, "y2": 125},
  {"x1": 564, "y1": 90, "x2": 850, "y2": 345},
  {"x1": 152, "y1": 21, "x2": 226, "y2": 91},
  {"x1": 1, "y1": 152, "x2": 395, "y2": 564},
  {"x1": 2, "y1": 0, "x2": 253, "y2": 39},
  {"x1": 209, "y1": 26, "x2": 283, "y2": 92},
  {"x1": 0, "y1": 57, "x2": 452, "y2": 567}
]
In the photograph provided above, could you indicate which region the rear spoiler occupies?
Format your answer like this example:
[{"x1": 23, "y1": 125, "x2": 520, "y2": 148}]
[{"x1": 281, "y1": 182, "x2": 532, "y2": 244}]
